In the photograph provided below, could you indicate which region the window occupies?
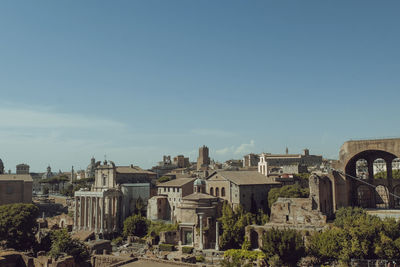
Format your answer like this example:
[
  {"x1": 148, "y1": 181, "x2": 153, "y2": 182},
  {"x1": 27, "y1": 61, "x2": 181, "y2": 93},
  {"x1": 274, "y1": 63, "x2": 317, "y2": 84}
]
[
  {"x1": 102, "y1": 174, "x2": 107, "y2": 186},
  {"x1": 210, "y1": 187, "x2": 214, "y2": 196},
  {"x1": 164, "y1": 188, "x2": 166, "y2": 192},
  {"x1": 6, "y1": 185, "x2": 13, "y2": 194},
  {"x1": 168, "y1": 188, "x2": 170, "y2": 192},
  {"x1": 216, "y1": 187, "x2": 219, "y2": 197},
  {"x1": 173, "y1": 188, "x2": 175, "y2": 192},
  {"x1": 221, "y1": 187, "x2": 225, "y2": 197}
]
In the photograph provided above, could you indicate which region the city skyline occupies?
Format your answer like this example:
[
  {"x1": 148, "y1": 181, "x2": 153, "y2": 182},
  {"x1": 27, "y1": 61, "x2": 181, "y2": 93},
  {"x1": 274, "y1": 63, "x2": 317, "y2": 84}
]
[{"x1": 1, "y1": 1, "x2": 400, "y2": 171}]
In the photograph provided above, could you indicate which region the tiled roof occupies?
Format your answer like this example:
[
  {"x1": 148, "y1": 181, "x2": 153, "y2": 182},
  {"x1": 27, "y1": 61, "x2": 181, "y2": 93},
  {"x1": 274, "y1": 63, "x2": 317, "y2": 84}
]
[
  {"x1": 212, "y1": 171, "x2": 279, "y2": 185},
  {"x1": 182, "y1": 192, "x2": 217, "y2": 200},
  {"x1": 116, "y1": 166, "x2": 156, "y2": 175},
  {"x1": 158, "y1": 178, "x2": 195, "y2": 187}
]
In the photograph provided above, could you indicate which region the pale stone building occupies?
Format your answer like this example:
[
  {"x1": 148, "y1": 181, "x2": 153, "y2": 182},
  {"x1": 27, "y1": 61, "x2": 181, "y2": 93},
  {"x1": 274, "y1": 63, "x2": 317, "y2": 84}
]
[
  {"x1": 73, "y1": 160, "x2": 152, "y2": 235},
  {"x1": 206, "y1": 171, "x2": 280, "y2": 212},
  {"x1": 176, "y1": 178, "x2": 222, "y2": 250},
  {"x1": 147, "y1": 178, "x2": 195, "y2": 221},
  {"x1": 258, "y1": 149, "x2": 322, "y2": 176},
  {"x1": 0, "y1": 174, "x2": 33, "y2": 205}
]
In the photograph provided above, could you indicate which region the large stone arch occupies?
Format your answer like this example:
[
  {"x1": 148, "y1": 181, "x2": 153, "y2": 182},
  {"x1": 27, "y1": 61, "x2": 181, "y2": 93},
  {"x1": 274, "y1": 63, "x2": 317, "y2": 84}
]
[{"x1": 332, "y1": 139, "x2": 400, "y2": 210}]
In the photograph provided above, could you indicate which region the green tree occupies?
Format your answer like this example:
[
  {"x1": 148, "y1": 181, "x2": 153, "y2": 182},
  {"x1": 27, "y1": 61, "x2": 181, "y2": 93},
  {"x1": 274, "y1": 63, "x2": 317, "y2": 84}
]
[
  {"x1": 267, "y1": 184, "x2": 309, "y2": 209},
  {"x1": 261, "y1": 228, "x2": 305, "y2": 265},
  {"x1": 134, "y1": 197, "x2": 146, "y2": 216},
  {"x1": 49, "y1": 229, "x2": 89, "y2": 263},
  {"x1": 123, "y1": 214, "x2": 149, "y2": 238},
  {"x1": 219, "y1": 202, "x2": 255, "y2": 250},
  {"x1": 0, "y1": 203, "x2": 39, "y2": 250}
]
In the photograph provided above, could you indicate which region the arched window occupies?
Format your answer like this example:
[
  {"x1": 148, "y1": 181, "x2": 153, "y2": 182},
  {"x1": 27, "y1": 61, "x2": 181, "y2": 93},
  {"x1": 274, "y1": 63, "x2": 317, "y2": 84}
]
[
  {"x1": 102, "y1": 174, "x2": 107, "y2": 186},
  {"x1": 373, "y1": 158, "x2": 387, "y2": 179},
  {"x1": 356, "y1": 159, "x2": 368, "y2": 179},
  {"x1": 210, "y1": 187, "x2": 214, "y2": 196},
  {"x1": 392, "y1": 158, "x2": 400, "y2": 179},
  {"x1": 216, "y1": 187, "x2": 219, "y2": 197},
  {"x1": 221, "y1": 187, "x2": 225, "y2": 197}
]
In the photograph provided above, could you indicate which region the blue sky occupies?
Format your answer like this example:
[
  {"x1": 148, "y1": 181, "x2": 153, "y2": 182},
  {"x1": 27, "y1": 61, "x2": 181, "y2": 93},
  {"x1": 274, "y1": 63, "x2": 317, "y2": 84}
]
[{"x1": 0, "y1": 1, "x2": 399, "y2": 172}]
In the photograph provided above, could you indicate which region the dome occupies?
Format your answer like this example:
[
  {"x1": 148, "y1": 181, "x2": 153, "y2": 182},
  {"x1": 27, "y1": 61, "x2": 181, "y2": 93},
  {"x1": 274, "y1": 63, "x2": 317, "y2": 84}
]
[{"x1": 194, "y1": 178, "x2": 205, "y2": 186}]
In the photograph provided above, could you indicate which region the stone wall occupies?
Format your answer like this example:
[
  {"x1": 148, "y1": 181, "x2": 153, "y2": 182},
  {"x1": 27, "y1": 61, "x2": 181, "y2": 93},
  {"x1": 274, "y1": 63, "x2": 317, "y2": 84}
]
[
  {"x1": 159, "y1": 230, "x2": 179, "y2": 245},
  {"x1": 91, "y1": 255, "x2": 135, "y2": 267}
]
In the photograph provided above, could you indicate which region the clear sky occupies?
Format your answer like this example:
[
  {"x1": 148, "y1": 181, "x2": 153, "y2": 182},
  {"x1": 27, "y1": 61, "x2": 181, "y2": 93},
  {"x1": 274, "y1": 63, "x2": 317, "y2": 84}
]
[{"x1": 0, "y1": 1, "x2": 399, "y2": 172}]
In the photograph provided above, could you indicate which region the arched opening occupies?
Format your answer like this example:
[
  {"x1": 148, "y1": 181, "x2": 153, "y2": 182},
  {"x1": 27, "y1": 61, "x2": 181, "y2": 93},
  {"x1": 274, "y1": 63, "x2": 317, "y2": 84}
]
[
  {"x1": 210, "y1": 187, "x2": 214, "y2": 196},
  {"x1": 221, "y1": 187, "x2": 225, "y2": 197},
  {"x1": 357, "y1": 185, "x2": 373, "y2": 208},
  {"x1": 215, "y1": 187, "x2": 219, "y2": 197},
  {"x1": 356, "y1": 159, "x2": 368, "y2": 179},
  {"x1": 250, "y1": 230, "x2": 259, "y2": 249},
  {"x1": 392, "y1": 158, "x2": 400, "y2": 179},
  {"x1": 373, "y1": 158, "x2": 387, "y2": 179},
  {"x1": 375, "y1": 185, "x2": 389, "y2": 209}
]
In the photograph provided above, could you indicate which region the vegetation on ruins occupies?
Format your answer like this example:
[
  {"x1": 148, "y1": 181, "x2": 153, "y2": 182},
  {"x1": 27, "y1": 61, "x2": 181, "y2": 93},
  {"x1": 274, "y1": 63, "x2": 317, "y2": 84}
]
[
  {"x1": 134, "y1": 196, "x2": 146, "y2": 216},
  {"x1": 267, "y1": 184, "x2": 309, "y2": 208},
  {"x1": 157, "y1": 176, "x2": 173, "y2": 183},
  {"x1": 49, "y1": 229, "x2": 89, "y2": 263},
  {"x1": 40, "y1": 175, "x2": 70, "y2": 192},
  {"x1": 123, "y1": 214, "x2": 149, "y2": 238},
  {"x1": 261, "y1": 228, "x2": 305, "y2": 265},
  {"x1": 309, "y1": 207, "x2": 400, "y2": 263},
  {"x1": 146, "y1": 220, "x2": 178, "y2": 239},
  {"x1": 219, "y1": 202, "x2": 255, "y2": 250},
  {"x1": 0, "y1": 203, "x2": 39, "y2": 250}
]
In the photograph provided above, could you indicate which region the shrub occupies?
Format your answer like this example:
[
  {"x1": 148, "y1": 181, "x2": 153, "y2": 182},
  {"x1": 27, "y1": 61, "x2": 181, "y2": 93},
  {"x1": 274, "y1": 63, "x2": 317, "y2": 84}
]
[
  {"x1": 182, "y1": 246, "x2": 193, "y2": 254},
  {"x1": 224, "y1": 249, "x2": 266, "y2": 262},
  {"x1": 261, "y1": 228, "x2": 305, "y2": 265},
  {"x1": 123, "y1": 214, "x2": 149, "y2": 238},
  {"x1": 159, "y1": 243, "x2": 175, "y2": 251},
  {"x1": 146, "y1": 221, "x2": 178, "y2": 238},
  {"x1": 112, "y1": 237, "x2": 124, "y2": 246},
  {"x1": 158, "y1": 176, "x2": 172, "y2": 183},
  {"x1": 268, "y1": 184, "x2": 309, "y2": 208},
  {"x1": 0, "y1": 203, "x2": 39, "y2": 250},
  {"x1": 195, "y1": 255, "x2": 205, "y2": 262}
]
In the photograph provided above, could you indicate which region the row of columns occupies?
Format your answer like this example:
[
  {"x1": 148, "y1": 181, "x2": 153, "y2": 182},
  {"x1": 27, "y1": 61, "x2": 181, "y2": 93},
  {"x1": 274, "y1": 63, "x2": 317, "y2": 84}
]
[{"x1": 74, "y1": 195, "x2": 121, "y2": 233}]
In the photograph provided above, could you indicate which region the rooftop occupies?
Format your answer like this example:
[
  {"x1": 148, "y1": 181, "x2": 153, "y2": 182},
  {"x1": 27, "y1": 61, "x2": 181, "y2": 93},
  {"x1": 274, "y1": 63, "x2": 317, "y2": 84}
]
[
  {"x1": 158, "y1": 178, "x2": 196, "y2": 187},
  {"x1": 116, "y1": 166, "x2": 156, "y2": 175},
  {"x1": 0, "y1": 174, "x2": 33, "y2": 182},
  {"x1": 213, "y1": 171, "x2": 279, "y2": 185},
  {"x1": 182, "y1": 192, "x2": 217, "y2": 201}
]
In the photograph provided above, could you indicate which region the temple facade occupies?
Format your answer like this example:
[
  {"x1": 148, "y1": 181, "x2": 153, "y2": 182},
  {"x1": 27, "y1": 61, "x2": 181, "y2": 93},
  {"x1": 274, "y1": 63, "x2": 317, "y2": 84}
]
[{"x1": 73, "y1": 160, "x2": 152, "y2": 234}]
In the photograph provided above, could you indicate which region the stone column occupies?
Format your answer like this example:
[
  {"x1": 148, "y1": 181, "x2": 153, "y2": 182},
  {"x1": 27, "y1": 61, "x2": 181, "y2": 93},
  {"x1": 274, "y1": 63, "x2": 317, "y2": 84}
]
[
  {"x1": 84, "y1": 197, "x2": 88, "y2": 230},
  {"x1": 113, "y1": 196, "x2": 118, "y2": 231},
  {"x1": 88, "y1": 197, "x2": 93, "y2": 231},
  {"x1": 199, "y1": 214, "x2": 203, "y2": 250},
  {"x1": 95, "y1": 197, "x2": 98, "y2": 233},
  {"x1": 74, "y1": 196, "x2": 78, "y2": 230},
  {"x1": 108, "y1": 196, "x2": 112, "y2": 232},
  {"x1": 100, "y1": 197, "x2": 105, "y2": 233},
  {"x1": 79, "y1": 196, "x2": 83, "y2": 230},
  {"x1": 215, "y1": 220, "x2": 219, "y2": 251}
]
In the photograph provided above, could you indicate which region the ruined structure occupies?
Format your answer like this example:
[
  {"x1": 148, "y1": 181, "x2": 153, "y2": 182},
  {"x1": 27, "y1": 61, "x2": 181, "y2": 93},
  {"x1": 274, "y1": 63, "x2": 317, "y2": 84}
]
[
  {"x1": 246, "y1": 173, "x2": 332, "y2": 249},
  {"x1": 332, "y1": 138, "x2": 400, "y2": 210}
]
